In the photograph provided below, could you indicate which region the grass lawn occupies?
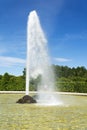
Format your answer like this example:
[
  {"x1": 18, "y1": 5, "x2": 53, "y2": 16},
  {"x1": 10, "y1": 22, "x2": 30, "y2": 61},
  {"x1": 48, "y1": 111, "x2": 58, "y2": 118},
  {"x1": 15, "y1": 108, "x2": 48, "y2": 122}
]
[{"x1": 0, "y1": 94, "x2": 87, "y2": 130}]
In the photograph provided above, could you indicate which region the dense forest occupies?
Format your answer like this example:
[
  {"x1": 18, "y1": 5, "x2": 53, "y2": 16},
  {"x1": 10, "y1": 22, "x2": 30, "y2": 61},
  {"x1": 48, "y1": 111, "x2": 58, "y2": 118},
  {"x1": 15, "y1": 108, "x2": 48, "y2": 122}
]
[{"x1": 0, "y1": 65, "x2": 87, "y2": 93}]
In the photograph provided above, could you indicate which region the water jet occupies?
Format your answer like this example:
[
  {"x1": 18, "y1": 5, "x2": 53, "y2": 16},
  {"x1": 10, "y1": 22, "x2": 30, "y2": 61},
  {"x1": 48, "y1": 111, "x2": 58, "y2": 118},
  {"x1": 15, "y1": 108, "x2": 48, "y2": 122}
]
[{"x1": 17, "y1": 10, "x2": 62, "y2": 105}]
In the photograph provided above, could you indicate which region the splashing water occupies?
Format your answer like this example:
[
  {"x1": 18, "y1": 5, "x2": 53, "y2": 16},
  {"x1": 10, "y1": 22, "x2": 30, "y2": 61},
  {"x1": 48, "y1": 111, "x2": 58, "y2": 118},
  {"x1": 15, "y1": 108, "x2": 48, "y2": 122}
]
[{"x1": 26, "y1": 10, "x2": 62, "y2": 105}]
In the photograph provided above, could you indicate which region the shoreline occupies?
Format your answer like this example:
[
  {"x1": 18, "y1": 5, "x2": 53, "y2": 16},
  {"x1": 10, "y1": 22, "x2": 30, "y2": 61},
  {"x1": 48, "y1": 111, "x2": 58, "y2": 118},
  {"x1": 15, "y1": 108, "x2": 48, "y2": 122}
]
[{"x1": 0, "y1": 91, "x2": 87, "y2": 96}]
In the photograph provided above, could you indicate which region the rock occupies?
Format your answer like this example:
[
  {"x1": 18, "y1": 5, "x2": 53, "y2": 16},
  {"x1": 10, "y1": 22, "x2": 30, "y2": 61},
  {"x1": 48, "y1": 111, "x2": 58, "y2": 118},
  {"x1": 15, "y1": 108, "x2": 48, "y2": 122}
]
[{"x1": 16, "y1": 95, "x2": 37, "y2": 104}]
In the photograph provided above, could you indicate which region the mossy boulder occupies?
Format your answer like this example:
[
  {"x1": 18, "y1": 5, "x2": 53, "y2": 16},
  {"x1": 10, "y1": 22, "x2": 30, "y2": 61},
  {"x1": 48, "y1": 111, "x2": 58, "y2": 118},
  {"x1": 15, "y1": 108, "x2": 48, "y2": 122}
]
[{"x1": 16, "y1": 95, "x2": 37, "y2": 104}]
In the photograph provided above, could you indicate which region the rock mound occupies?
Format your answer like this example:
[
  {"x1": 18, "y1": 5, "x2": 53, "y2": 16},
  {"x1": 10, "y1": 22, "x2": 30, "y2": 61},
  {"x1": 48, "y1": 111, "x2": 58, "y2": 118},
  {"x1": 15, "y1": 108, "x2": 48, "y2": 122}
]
[{"x1": 16, "y1": 95, "x2": 37, "y2": 104}]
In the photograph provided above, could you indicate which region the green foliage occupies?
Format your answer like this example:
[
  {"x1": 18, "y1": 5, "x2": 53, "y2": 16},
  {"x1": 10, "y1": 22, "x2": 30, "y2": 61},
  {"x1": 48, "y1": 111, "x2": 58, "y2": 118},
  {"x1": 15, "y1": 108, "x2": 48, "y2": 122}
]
[
  {"x1": 53, "y1": 65, "x2": 87, "y2": 93},
  {"x1": 0, "y1": 73, "x2": 25, "y2": 91},
  {"x1": 55, "y1": 76, "x2": 87, "y2": 93},
  {"x1": 0, "y1": 73, "x2": 11, "y2": 90},
  {"x1": 0, "y1": 66, "x2": 87, "y2": 93}
]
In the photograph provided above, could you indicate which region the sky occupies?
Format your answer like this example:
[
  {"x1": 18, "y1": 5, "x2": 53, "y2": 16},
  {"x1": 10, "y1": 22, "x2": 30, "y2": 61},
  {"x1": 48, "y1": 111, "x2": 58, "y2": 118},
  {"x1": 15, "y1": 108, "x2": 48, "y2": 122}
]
[{"x1": 0, "y1": 0, "x2": 87, "y2": 76}]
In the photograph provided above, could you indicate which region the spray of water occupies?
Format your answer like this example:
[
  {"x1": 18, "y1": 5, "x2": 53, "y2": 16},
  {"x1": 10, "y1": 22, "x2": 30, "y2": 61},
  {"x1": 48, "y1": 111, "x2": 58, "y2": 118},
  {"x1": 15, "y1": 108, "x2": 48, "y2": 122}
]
[{"x1": 26, "y1": 10, "x2": 62, "y2": 105}]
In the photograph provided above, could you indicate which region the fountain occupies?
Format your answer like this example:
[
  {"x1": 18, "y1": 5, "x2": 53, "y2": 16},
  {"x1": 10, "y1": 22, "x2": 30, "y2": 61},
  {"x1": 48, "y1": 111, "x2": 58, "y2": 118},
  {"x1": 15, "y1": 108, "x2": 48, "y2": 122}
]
[{"x1": 17, "y1": 10, "x2": 62, "y2": 105}]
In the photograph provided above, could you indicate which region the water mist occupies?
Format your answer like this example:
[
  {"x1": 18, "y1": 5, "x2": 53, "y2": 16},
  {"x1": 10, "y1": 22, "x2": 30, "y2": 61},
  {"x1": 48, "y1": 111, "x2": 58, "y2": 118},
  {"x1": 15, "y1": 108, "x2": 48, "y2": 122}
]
[{"x1": 26, "y1": 10, "x2": 62, "y2": 105}]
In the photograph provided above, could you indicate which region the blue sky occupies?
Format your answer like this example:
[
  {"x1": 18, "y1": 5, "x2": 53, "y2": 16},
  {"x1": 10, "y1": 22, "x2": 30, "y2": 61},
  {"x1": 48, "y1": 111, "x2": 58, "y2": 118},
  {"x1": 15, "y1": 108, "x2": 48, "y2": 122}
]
[{"x1": 0, "y1": 0, "x2": 87, "y2": 75}]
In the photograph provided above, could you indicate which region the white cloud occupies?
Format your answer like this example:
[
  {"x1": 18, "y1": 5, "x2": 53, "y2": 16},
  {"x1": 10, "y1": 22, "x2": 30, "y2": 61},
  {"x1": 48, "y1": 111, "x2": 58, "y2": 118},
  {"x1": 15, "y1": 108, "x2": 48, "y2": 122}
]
[
  {"x1": 0, "y1": 56, "x2": 25, "y2": 67},
  {"x1": 54, "y1": 57, "x2": 72, "y2": 62}
]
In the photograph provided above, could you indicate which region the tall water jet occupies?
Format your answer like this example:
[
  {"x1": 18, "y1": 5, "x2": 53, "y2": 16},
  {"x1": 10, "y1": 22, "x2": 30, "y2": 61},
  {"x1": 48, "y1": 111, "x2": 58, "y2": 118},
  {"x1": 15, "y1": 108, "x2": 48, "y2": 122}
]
[{"x1": 26, "y1": 10, "x2": 62, "y2": 105}]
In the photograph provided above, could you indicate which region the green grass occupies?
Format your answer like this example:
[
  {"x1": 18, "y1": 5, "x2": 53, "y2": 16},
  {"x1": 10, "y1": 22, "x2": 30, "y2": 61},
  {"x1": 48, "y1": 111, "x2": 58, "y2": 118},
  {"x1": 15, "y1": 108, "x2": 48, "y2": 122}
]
[{"x1": 0, "y1": 94, "x2": 87, "y2": 130}]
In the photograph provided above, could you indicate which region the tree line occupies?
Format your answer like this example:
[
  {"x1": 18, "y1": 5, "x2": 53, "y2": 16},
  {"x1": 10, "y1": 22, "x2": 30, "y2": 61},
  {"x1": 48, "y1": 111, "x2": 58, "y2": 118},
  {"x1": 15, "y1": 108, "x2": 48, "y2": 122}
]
[
  {"x1": 53, "y1": 65, "x2": 87, "y2": 93},
  {"x1": 0, "y1": 65, "x2": 87, "y2": 93}
]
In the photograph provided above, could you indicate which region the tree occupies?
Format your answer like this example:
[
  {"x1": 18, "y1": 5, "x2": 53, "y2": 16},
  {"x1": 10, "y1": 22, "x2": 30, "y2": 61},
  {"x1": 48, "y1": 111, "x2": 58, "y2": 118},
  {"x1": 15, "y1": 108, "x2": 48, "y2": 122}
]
[
  {"x1": 22, "y1": 68, "x2": 26, "y2": 79},
  {"x1": 1, "y1": 73, "x2": 10, "y2": 90}
]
